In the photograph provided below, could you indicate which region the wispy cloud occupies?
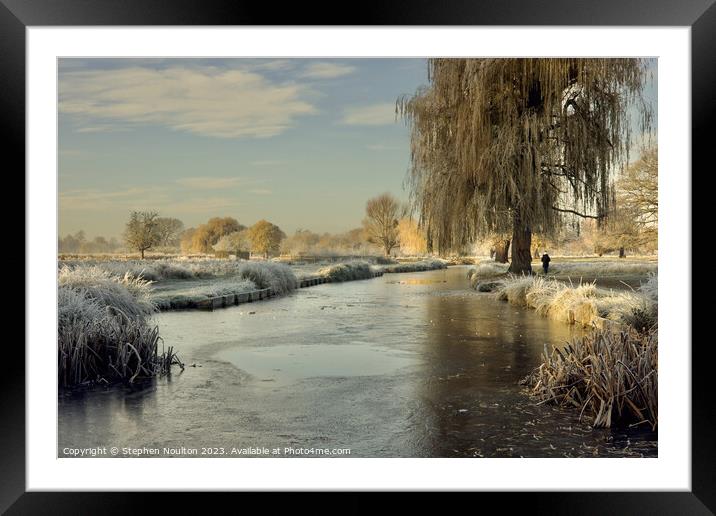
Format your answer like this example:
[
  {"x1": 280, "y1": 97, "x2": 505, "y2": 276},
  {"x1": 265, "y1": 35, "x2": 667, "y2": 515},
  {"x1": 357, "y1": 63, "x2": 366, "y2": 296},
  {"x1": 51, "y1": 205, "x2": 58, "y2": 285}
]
[
  {"x1": 366, "y1": 143, "x2": 402, "y2": 151},
  {"x1": 60, "y1": 185, "x2": 243, "y2": 215},
  {"x1": 59, "y1": 186, "x2": 169, "y2": 211},
  {"x1": 75, "y1": 125, "x2": 130, "y2": 134},
  {"x1": 250, "y1": 159, "x2": 285, "y2": 167},
  {"x1": 251, "y1": 59, "x2": 295, "y2": 72},
  {"x1": 162, "y1": 197, "x2": 241, "y2": 214},
  {"x1": 301, "y1": 62, "x2": 356, "y2": 79},
  {"x1": 175, "y1": 176, "x2": 243, "y2": 190},
  {"x1": 248, "y1": 188, "x2": 272, "y2": 195},
  {"x1": 60, "y1": 66, "x2": 317, "y2": 139},
  {"x1": 341, "y1": 102, "x2": 397, "y2": 126}
]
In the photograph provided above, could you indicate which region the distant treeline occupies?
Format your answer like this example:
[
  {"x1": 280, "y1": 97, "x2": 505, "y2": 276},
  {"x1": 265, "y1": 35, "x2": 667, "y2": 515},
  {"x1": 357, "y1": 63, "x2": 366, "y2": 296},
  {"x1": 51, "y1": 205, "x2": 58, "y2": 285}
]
[{"x1": 59, "y1": 231, "x2": 124, "y2": 254}]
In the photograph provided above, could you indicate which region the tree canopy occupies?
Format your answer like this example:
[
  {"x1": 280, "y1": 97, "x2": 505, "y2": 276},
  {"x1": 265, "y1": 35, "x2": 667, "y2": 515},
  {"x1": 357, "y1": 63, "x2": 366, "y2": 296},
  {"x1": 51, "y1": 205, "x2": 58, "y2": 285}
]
[
  {"x1": 398, "y1": 58, "x2": 653, "y2": 272},
  {"x1": 248, "y1": 219, "x2": 286, "y2": 258},
  {"x1": 190, "y1": 217, "x2": 245, "y2": 254},
  {"x1": 123, "y1": 210, "x2": 160, "y2": 258}
]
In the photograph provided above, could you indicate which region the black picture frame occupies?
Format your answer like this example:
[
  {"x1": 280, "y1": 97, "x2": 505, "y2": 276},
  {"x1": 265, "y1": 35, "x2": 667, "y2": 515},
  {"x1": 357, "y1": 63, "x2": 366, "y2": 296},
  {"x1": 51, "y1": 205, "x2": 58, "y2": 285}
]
[{"x1": 6, "y1": 0, "x2": 711, "y2": 512}]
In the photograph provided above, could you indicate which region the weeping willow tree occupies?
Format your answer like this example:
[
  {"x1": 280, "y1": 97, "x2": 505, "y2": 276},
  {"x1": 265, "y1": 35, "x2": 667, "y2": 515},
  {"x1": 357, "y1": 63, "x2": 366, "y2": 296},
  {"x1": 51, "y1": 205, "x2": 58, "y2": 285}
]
[{"x1": 398, "y1": 58, "x2": 652, "y2": 273}]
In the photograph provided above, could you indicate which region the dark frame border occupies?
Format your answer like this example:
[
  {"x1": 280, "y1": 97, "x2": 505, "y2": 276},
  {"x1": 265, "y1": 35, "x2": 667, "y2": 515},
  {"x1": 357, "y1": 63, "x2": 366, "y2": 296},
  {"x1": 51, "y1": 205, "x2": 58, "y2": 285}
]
[{"x1": 6, "y1": 0, "x2": 712, "y2": 512}]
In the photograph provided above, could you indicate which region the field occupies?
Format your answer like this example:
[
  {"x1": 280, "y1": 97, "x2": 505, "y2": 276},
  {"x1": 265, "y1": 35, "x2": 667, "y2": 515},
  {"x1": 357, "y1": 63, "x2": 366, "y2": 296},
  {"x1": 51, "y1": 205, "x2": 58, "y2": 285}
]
[{"x1": 469, "y1": 255, "x2": 657, "y2": 289}]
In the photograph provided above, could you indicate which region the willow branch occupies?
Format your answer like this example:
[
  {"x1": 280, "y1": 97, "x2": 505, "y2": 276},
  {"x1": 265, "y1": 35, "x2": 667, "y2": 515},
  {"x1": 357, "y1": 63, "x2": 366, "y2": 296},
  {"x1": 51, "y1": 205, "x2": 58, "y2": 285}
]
[{"x1": 551, "y1": 206, "x2": 605, "y2": 219}]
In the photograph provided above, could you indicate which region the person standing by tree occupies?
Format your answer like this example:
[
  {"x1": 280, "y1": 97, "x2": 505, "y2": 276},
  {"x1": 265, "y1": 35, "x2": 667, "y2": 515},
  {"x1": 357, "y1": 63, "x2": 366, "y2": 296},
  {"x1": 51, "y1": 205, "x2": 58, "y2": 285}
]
[
  {"x1": 541, "y1": 252, "x2": 551, "y2": 274},
  {"x1": 398, "y1": 58, "x2": 653, "y2": 274}
]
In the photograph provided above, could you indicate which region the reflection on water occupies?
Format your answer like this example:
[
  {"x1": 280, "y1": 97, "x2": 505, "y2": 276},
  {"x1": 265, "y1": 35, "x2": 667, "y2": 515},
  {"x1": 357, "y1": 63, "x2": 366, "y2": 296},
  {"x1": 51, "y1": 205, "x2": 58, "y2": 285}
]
[
  {"x1": 215, "y1": 343, "x2": 418, "y2": 386},
  {"x1": 58, "y1": 266, "x2": 657, "y2": 457}
]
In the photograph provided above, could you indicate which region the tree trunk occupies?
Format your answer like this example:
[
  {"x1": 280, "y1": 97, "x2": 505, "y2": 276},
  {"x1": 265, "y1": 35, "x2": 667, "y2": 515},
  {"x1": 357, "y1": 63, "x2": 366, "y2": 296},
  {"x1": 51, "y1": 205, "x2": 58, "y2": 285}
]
[
  {"x1": 619, "y1": 246, "x2": 626, "y2": 258},
  {"x1": 508, "y1": 211, "x2": 533, "y2": 274},
  {"x1": 141, "y1": 249, "x2": 145, "y2": 259},
  {"x1": 494, "y1": 239, "x2": 510, "y2": 263}
]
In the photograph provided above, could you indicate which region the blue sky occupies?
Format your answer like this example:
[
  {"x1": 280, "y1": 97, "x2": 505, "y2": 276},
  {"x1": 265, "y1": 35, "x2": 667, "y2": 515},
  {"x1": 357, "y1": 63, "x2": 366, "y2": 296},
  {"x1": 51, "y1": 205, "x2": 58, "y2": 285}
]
[
  {"x1": 59, "y1": 58, "x2": 428, "y2": 238},
  {"x1": 58, "y1": 58, "x2": 656, "y2": 239}
]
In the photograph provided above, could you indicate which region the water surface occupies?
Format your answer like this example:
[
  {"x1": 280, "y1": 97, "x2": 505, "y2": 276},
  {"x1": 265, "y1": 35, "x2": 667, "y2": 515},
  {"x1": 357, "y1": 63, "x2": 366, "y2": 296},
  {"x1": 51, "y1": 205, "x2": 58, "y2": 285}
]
[{"x1": 58, "y1": 266, "x2": 657, "y2": 458}]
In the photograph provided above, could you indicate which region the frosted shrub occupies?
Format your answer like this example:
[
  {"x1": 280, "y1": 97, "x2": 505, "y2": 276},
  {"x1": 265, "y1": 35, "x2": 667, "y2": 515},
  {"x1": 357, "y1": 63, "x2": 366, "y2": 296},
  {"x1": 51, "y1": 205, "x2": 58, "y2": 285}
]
[
  {"x1": 318, "y1": 261, "x2": 374, "y2": 282},
  {"x1": 234, "y1": 261, "x2": 298, "y2": 294},
  {"x1": 380, "y1": 259, "x2": 447, "y2": 273}
]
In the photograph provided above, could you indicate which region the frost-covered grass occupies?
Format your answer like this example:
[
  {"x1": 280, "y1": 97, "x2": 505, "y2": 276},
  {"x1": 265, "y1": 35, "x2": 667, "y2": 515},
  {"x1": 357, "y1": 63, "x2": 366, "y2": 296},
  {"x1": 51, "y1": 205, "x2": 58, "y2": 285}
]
[
  {"x1": 317, "y1": 261, "x2": 376, "y2": 282},
  {"x1": 545, "y1": 260, "x2": 657, "y2": 277},
  {"x1": 58, "y1": 266, "x2": 156, "y2": 318},
  {"x1": 61, "y1": 259, "x2": 202, "y2": 281},
  {"x1": 315, "y1": 258, "x2": 447, "y2": 281},
  {"x1": 639, "y1": 272, "x2": 658, "y2": 302},
  {"x1": 468, "y1": 261, "x2": 510, "y2": 283},
  {"x1": 380, "y1": 259, "x2": 448, "y2": 273},
  {"x1": 490, "y1": 274, "x2": 658, "y2": 330},
  {"x1": 150, "y1": 277, "x2": 260, "y2": 310},
  {"x1": 179, "y1": 278, "x2": 257, "y2": 298},
  {"x1": 60, "y1": 260, "x2": 298, "y2": 313},
  {"x1": 58, "y1": 265, "x2": 181, "y2": 388},
  {"x1": 522, "y1": 328, "x2": 657, "y2": 429},
  {"x1": 468, "y1": 258, "x2": 657, "y2": 282},
  {"x1": 443, "y1": 256, "x2": 476, "y2": 265}
]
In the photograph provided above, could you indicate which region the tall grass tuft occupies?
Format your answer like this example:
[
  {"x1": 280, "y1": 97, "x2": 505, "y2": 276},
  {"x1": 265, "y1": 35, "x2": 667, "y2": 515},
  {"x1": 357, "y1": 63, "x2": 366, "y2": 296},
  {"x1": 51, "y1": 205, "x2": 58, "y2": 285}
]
[
  {"x1": 523, "y1": 329, "x2": 657, "y2": 429},
  {"x1": 490, "y1": 274, "x2": 658, "y2": 330},
  {"x1": 58, "y1": 266, "x2": 182, "y2": 388}
]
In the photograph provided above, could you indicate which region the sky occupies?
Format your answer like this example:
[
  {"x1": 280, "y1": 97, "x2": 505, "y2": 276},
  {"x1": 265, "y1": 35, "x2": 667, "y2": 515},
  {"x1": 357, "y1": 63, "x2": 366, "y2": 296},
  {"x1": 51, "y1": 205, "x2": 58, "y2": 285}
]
[
  {"x1": 58, "y1": 58, "x2": 657, "y2": 240},
  {"x1": 58, "y1": 58, "x2": 429, "y2": 239}
]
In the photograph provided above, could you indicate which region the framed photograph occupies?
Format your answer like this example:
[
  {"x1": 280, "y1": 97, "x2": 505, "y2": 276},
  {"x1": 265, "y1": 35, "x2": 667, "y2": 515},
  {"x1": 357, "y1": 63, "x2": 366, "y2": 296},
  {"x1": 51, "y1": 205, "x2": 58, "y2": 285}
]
[{"x1": 8, "y1": 0, "x2": 711, "y2": 511}]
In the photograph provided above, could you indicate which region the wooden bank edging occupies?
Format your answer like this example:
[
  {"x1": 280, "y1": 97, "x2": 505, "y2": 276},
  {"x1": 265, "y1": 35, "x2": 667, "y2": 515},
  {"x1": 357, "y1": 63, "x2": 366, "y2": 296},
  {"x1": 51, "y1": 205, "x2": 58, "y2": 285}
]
[{"x1": 161, "y1": 270, "x2": 384, "y2": 312}]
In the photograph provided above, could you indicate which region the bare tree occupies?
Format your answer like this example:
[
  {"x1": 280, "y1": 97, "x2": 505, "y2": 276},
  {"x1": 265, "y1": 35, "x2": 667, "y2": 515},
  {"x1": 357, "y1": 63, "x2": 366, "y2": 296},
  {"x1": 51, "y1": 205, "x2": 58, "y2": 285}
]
[
  {"x1": 363, "y1": 193, "x2": 402, "y2": 256},
  {"x1": 123, "y1": 211, "x2": 160, "y2": 259},
  {"x1": 399, "y1": 58, "x2": 653, "y2": 273},
  {"x1": 617, "y1": 146, "x2": 658, "y2": 244},
  {"x1": 155, "y1": 217, "x2": 184, "y2": 247}
]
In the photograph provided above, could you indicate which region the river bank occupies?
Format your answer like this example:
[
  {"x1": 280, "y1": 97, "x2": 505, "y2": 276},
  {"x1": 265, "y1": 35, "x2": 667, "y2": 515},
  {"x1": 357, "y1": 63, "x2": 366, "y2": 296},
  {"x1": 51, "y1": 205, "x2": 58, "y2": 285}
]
[
  {"x1": 58, "y1": 266, "x2": 657, "y2": 458},
  {"x1": 149, "y1": 259, "x2": 446, "y2": 312}
]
